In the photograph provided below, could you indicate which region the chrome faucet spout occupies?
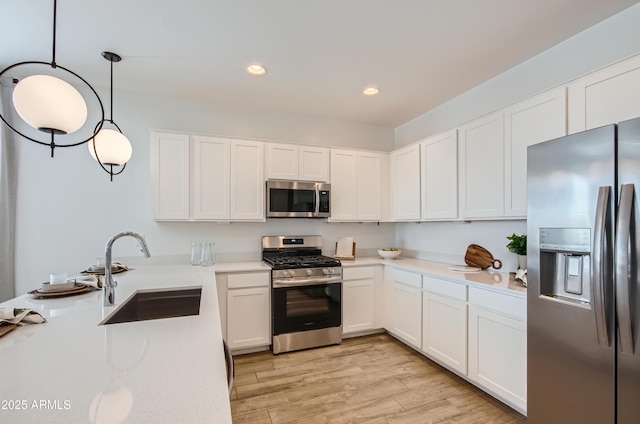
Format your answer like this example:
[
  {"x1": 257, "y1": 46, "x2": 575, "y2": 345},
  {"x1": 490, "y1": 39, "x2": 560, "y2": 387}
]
[{"x1": 103, "y1": 231, "x2": 151, "y2": 306}]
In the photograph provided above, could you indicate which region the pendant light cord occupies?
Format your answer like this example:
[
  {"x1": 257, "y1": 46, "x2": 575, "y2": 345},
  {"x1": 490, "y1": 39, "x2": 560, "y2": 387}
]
[
  {"x1": 51, "y1": 0, "x2": 57, "y2": 68},
  {"x1": 109, "y1": 59, "x2": 113, "y2": 122}
]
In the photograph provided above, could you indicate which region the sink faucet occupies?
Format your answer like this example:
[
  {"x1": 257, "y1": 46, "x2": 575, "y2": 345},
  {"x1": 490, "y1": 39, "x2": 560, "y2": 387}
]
[{"x1": 103, "y1": 231, "x2": 151, "y2": 306}]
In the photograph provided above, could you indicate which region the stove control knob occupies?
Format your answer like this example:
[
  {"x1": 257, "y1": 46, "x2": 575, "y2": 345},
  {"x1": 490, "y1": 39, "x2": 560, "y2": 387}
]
[
  {"x1": 323, "y1": 268, "x2": 333, "y2": 274},
  {"x1": 306, "y1": 269, "x2": 313, "y2": 276}
]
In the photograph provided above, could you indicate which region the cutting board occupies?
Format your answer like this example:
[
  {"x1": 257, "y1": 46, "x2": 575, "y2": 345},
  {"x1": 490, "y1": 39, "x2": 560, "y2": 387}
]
[{"x1": 464, "y1": 244, "x2": 503, "y2": 270}]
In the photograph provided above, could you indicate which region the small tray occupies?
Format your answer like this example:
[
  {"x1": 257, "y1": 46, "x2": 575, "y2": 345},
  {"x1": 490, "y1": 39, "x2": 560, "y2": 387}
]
[
  {"x1": 28, "y1": 284, "x2": 95, "y2": 299},
  {"x1": 0, "y1": 323, "x2": 17, "y2": 338},
  {"x1": 81, "y1": 266, "x2": 128, "y2": 276}
]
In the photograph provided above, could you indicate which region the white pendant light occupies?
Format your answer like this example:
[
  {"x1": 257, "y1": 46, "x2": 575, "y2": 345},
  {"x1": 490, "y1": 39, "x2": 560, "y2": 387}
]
[
  {"x1": 88, "y1": 129, "x2": 132, "y2": 165},
  {"x1": 0, "y1": 0, "x2": 104, "y2": 157},
  {"x1": 89, "y1": 51, "x2": 132, "y2": 181},
  {"x1": 13, "y1": 74, "x2": 87, "y2": 134}
]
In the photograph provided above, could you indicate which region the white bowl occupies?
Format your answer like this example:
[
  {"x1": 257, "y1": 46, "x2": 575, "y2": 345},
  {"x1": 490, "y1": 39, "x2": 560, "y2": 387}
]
[{"x1": 378, "y1": 249, "x2": 401, "y2": 259}]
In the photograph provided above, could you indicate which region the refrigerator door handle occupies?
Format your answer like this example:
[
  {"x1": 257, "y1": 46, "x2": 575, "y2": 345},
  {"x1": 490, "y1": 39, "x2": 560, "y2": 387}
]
[
  {"x1": 616, "y1": 183, "x2": 635, "y2": 354},
  {"x1": 593, "y1": 185, "x2": 611, "y2": 348}
]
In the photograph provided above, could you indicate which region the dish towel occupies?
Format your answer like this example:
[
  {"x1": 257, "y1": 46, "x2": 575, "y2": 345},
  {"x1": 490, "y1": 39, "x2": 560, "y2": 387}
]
[
  {"x1": 70, "y1": 274, "x2": 103, "y2": 289},
  {"x1": 0, "y1": 307, "x2": 47, "y2": 325}
]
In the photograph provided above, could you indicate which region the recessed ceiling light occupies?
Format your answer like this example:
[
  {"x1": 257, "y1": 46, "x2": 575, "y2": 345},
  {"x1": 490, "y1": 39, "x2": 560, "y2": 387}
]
[
  {"x1": 363, "y1": 86, "x2": 379, "y2": 96},
  {"x1": 247, "y1": 64, "x2": 267, "y2": 76}
]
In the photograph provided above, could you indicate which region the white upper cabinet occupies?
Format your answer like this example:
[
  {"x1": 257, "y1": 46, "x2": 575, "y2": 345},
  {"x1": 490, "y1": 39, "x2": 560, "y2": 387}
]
[
  {"x1": 150, "y1": 131, "x2": 190, "y2": 220},
  {"x1": 265, "y1": 143, "x2": 329, "y2": 182},
  {"x1": 390, "y1": 144, "x2": 421, "y2": 221},
  {"x1": 151, "y1": 132, "x2": 264, "y2": 221},
  {"x1": 503, "y1": 87, "x2": 567, "y2": 217},
  {"x1": 458, "y1": 111, "x2": 505, "y2": 219},
  {"x1": 330, "y1": 149, "x2": 382, "y2": 221},
  {"x1": 568, "y1": 55, "x2": 640, "y2": 133},
  {"x1": 330, "y1": 149, "x2": 358, "y2": 220},
  {"x1": 192, "y1": 136, "x2": 230, "y2": 220},
  {"x1": 265, "y1": 142, "x2": 297, "y2": 180},
  {"x1": 299, "y1": 146, "x2": 330, "y2": 182},
  {"x1": 356, "y1": 152, "x2": 382, "y2": 221},
  {"x1": 420, "y1": 130, "x2": 458, "y2": 220},
  {"x1": 230, "y1": 140, "x2": 265, "y2": 221}
]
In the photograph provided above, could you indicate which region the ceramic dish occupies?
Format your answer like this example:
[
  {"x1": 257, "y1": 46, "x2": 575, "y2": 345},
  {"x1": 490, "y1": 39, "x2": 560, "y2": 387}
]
[
  {"x1": 378, "y1": 249, "x2": 401, "y2": 259},
  {"x1": 39, "y1": 281, "x2": 76, "y2": 293}
]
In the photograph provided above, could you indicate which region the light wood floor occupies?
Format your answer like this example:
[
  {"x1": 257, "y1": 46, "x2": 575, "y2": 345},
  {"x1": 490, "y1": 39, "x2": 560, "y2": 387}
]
[{"x1": 230, "y1": 333, "x2": 526, "y2": 424}]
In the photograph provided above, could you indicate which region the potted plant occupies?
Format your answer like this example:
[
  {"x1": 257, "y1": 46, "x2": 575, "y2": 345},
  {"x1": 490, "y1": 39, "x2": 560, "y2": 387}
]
[{"x1": 506, "y1": 233, "x2": 527, "y2": 269}]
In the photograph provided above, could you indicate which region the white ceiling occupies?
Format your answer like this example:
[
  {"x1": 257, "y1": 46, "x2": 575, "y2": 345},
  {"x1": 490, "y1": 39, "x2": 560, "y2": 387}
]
[{"x1": 2, "y1": 0, "x2": 639, "y2": 127}]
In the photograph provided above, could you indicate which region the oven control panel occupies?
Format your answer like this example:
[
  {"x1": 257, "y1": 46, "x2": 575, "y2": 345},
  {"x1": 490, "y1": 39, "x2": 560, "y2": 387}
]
[{"x1": 272, "y1": 266, "x2": 342, "y2": 280}]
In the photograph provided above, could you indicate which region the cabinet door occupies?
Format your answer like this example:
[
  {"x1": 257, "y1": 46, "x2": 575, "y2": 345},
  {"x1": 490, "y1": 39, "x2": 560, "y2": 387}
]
[
  {"x1": 504, "y1": 88, "x2": 566, "y2": 217},
  {"x1": 468, "y1": 305, "x2": 527, "y2": 414},
  {"x1": 422, "y1": 292, "x2": 467, "y2": 375},
  {"x1": 458, "y1": 112, "x2": 504, "y2": 218},
  {"x1": 150, "y1": 131, "x2": 190, "y2": 220},
  {"x1": 330, "y1": 149, "x2": 358, "y2": 220},
  {"x1": 265, "y1": 142, "x2": 298, "y2": 180},
  {"x1": 343, "y1": 278, "x2": 375, "y2": 334},
  {"x1": 568, "y1": 55, "x2": 640, "y2": 133},
  {"x1": 227, "y1": 287, "x2": 270, "y2": 349},
  {"x1": 390, "y1": 144, "x2": 421, "y2": 221},
  {"x1": 192, "y1": 136, "x2": 230, "y2": 220},
  {"x1": 299, "y1": 146, "x2": 329, "y2": 182},
  {"x1": 390, "y1": 280, "x2": 422, "y2": 349},
  {"x1": 230, "y1": 140, "x2": 264, "y2": 220},
  {"x1": 421, "y1": 130, "x2": 458, "y2": 220},
  {"x1": 356, "y1": 152, "x2": 382, "y2": 221}
]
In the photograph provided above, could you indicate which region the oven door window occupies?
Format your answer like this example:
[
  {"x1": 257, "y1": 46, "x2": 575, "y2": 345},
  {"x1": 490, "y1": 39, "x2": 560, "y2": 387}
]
[
  {"x1": 272, "y1": 283, "x2": 341, "y2": 335},
  {"x1": 269, "y1": 188, "x2": 316, "y2": 213}
]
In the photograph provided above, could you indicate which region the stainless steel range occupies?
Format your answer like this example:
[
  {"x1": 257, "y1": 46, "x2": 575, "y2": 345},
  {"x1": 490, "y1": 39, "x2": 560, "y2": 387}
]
[{"x1": 262, "y1": 235, "x2": 342, "y2": 354}]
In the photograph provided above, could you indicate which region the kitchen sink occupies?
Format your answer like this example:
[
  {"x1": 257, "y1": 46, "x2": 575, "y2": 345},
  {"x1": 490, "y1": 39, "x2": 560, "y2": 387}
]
[{"x1": 100, "y1": 286, "x2": 202, "y2": 325}]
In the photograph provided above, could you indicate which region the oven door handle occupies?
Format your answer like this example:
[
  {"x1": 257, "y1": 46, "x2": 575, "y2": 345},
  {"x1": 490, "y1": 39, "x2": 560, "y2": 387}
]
[{"x1": 272, "y1": 276, "x2": 342, "y2": 287}]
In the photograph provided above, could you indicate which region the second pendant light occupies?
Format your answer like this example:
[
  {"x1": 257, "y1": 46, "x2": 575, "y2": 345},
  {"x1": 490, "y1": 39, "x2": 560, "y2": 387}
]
[{"x1": 89, "y1": 51, "x2": 132, "y2": 181}]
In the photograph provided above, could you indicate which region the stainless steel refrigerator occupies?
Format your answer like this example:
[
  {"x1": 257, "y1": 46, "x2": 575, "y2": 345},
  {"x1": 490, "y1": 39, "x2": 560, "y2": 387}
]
[{"x1": 527, "y1": 117, "x2": 640, "y2": 423}]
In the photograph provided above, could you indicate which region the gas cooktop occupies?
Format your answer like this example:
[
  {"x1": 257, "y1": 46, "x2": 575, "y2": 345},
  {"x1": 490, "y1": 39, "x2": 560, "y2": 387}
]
[{"x1": 261, "y1": 235, "x2": 341, "y2": 270}]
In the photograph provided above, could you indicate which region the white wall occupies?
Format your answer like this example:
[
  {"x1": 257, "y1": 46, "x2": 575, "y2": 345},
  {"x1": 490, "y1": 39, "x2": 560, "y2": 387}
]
[
  {"x1": 12, "y1": 89, "x2": 395, "y2": 296},
  {"x1": 395, "y1": 3, "x2": 640, "y2": 146}
]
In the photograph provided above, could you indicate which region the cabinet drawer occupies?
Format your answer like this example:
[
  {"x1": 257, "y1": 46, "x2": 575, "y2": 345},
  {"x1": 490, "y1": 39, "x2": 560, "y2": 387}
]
[
  {"x1": 343, "y1": 266, "x2": 374, "y2": 281},
  {"x1": 389, "y1": 268, "x2": 422, "y2": 289},
  {"x1": 423, "y1": 276, "x2": 467, "y2": 301},
  {"x1": 227, "y1": 272, "x2": 270, "y2": 289},
  {"x1": 469, "y1": 287, "x2": 526, "y2": 321}
]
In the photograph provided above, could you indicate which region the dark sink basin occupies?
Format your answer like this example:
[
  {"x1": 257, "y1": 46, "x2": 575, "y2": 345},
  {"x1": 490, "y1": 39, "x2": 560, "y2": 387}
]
[{"x1": 100, "y1": 286, "x2": 202, "y2": 325}]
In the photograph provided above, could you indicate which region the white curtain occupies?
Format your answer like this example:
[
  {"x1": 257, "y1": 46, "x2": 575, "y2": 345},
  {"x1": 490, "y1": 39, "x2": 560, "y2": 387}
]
[{"x1": 0, "y1": 76, "x2": 17, "y2": 302}]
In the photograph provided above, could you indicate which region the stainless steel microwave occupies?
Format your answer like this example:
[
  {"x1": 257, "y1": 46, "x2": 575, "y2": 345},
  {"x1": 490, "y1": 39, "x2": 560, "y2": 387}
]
[{"x1": 266, "y1": 180, "x2": 330, "y2": 218}]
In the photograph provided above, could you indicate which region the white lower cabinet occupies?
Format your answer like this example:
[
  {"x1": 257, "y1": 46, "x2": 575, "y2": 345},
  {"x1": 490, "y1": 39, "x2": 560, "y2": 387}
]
[
  {"x1": 468, "y1": 287, "x2": 527, "y2": 414},
  {"x1": 225, "y1": 272, "x2": 271, "y2": 350},
  {"x1": 421, "y1": 276, "x2": 468, "y2": 375},
  {"x1": 387, "y1": 268, "x2": 422, "y2": 349},
  {"x1": 342, "y1": 266, "x2": 375, "y2": 335}
]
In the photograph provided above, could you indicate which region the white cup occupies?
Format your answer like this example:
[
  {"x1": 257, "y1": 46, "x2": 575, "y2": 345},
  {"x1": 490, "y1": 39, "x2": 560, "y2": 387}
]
[{"x1": 50, "y1": 273, "x2": 68, "y2": 285}]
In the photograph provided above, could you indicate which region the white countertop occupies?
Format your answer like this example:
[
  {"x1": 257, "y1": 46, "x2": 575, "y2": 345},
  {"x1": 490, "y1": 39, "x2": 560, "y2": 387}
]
[
  {"x1": 340, "y1": 257, "x2": 527, "y2": 296},
  {"x1": 210, "y1": 256, "x2": 526, "y2": 296},
  {"x1": 0, "y1": 265, "x2": 232, "y2": 424}
]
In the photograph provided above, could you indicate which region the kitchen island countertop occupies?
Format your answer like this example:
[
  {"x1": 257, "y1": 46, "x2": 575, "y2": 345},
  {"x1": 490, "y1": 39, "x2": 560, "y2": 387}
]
[{"x1": 0, "y1": 264, "x2": 231, "y2": 424}]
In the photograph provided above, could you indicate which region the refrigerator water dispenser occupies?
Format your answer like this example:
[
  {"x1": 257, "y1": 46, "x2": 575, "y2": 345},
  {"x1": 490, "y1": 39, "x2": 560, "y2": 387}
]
[{"x1": 539, "y1": 228, "x2": 592, "y2": 307}]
